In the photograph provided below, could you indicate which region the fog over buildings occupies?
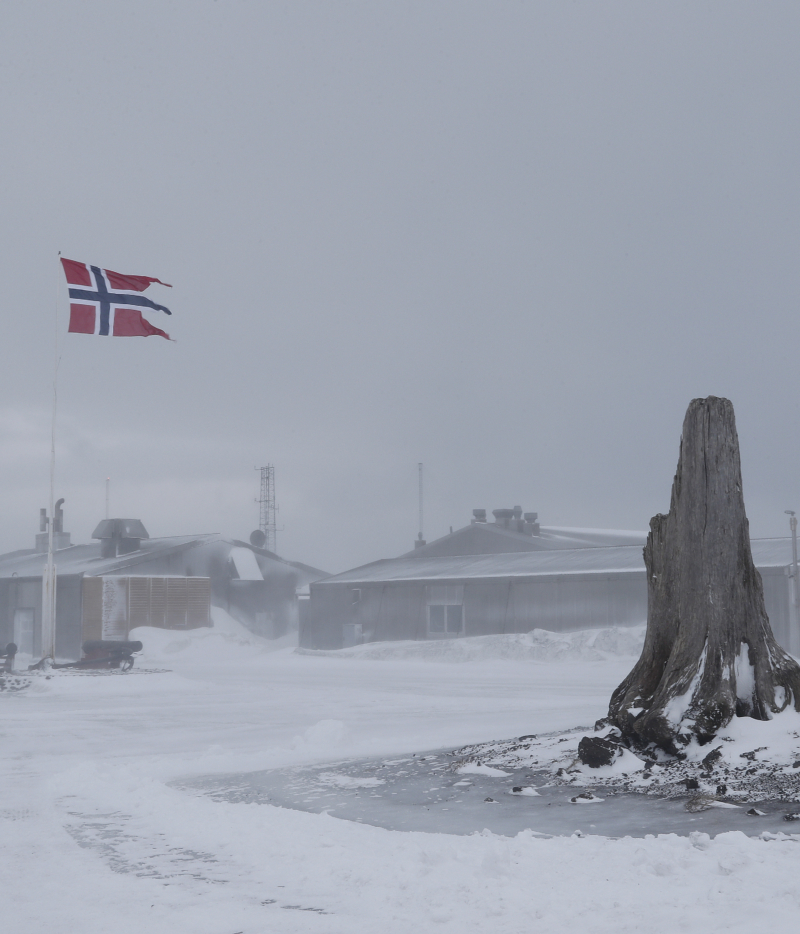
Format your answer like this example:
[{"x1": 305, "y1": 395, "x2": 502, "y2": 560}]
[{"x1": 2, "y1": 2, "x2": 800, "y2": 574}]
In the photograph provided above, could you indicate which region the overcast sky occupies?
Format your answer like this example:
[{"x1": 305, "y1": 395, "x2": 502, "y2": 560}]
[{"x1": 2, "y1": 1, "x2": 800, "y2": 573}]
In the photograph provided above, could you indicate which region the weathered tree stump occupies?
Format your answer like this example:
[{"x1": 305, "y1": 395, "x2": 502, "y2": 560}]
[{"x1": 609, "y1": 396, "x2": 800, "y2": 755}]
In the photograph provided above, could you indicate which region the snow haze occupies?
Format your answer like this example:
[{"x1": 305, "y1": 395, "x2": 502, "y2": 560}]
[{"x1": 2, "y1": 3, "x2": 800, "y2": 572}]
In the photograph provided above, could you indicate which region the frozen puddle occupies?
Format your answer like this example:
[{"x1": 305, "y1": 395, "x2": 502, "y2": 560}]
[{"x1": 175, "y1": 749, "x2": 796, "y2": 838}]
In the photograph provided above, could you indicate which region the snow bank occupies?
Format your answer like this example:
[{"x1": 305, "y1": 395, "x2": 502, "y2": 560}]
[
  {"x1": 130, "y1": 606, "x2": 296, "y2": 666},
  {"x1": 298, "y1": 624, "x2": 646, "y2": 663}
]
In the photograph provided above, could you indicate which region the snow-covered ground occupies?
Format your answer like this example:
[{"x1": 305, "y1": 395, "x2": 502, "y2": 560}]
[{"x1": 4, "y1": 612, "x2": 800, "y2": 932}]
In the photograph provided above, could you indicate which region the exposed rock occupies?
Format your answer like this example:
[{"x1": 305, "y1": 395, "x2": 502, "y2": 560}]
[
  {"x1": 578, "y1": 736, "x2": 622, "y2": 768},
  {"x1": 702, "y1": 747, "x2": 723, "y2": 771},
  {"x1": 686, "y1": 795, "x2": 716, "y2": 812},
  {"x1": 570, "y1": 792, "x2": 603, "y2": 804}
]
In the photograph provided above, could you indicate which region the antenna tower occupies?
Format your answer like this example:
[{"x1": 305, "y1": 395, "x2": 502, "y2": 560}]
[{"x1": 256, "y1": 464, "x2": 278, "y2": 553}]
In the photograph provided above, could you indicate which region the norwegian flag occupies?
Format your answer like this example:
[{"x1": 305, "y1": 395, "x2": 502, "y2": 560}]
[{"x1": 61, "y1": 258, "x2": 173, "y2": 340}]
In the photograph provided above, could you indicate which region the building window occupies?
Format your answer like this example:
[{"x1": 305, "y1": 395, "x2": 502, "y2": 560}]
[
  {"x1": 428, "y1": 604, "x2": 463, "y2": 636},
  {"x1": 351, "y1": 589, "x2": 361, "y2": 605}
]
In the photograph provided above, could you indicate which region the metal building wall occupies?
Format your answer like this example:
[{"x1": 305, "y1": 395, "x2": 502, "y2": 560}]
[{"x1": 304, "y1": 566, "x2": 797, "y2": 652}]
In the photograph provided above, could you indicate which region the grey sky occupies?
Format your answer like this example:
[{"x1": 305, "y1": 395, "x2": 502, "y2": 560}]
[{"x1": 2, "y1": 1, "x2": 799, "y2": 573}]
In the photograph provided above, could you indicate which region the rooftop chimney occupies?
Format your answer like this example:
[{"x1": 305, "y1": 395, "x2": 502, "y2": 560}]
[
  {"x1": 35, "y1": 499, "x2": 72, "y2": 553},
  {"x1": 472, "y1": 509, "x2": 487, "y2": 524}
]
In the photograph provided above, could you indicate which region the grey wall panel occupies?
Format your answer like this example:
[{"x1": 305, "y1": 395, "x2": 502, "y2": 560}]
[
  {"x1": 55, "y1": 575, "x2": 83, "y2": 660},
  {"x1": 305, "y1": 565, "x2": 795, "y2": 651},
  {"x1": 464, "y1": 581, "x2": 510, "y2": 636},
  {"x1": 302, "y1": 583, "x2": 352, "y2": 649},
  {"x1": 761, "y1": 569, "x2": 793, "y2": 654}
]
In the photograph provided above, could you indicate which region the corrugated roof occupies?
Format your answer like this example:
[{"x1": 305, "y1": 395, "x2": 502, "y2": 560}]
[
  {"x1": 0, "y1": 534, "x2": 220, "y2": 579},
  {"x1": 316, "y1": 538, "x2": 796, "y2": 585},
  {"x1": 402, "y1": 522, "x2": 647, "y2": 558}
]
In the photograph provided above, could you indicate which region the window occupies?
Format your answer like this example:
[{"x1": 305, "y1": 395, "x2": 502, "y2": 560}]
[
  {"x1": 351, "y1": 589, "x2": 361, "y2": 605},
  {"x1": 428, "y1": 603, "x2": 463, "y2": 636}
]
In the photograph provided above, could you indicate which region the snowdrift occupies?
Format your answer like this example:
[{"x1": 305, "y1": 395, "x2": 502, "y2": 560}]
[
  {"x1": 296, "y1": 624, "x2": 646, "y2": 663},
  {"x1": 130, "y1": 607, "x2": 296, "y2": 666}
]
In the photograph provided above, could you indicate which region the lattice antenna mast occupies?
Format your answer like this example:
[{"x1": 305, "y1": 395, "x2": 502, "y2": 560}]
[{"x1": 256, "y1": 465, "x2": 278, "y2": 553}]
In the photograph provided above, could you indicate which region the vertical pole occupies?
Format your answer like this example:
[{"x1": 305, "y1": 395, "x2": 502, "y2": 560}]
[
  {"x1": 786, "y1": 510, "x2": 799, "y2": 656},
  {"x1": 106, "y1": 477, "x2": 110, "y2": 520},
  {"x1": 42, "y1": 254, "x2": 60, "y2": 660},
  {"x1": 418, "y1": 462, "x2": 423, "y2": 543},
  {"x1": 792, "y1": 514, "x2": 799, "y2": 655}
]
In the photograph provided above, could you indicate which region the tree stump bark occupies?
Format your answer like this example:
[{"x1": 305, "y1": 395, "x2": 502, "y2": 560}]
[{"x1": 609, "y1": 396, "x2": 800, "y2": 755}]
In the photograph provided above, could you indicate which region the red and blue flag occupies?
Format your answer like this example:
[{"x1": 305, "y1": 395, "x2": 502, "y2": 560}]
[{"x1": 61, "y1": 258, "x2": 173, "y2": 340}]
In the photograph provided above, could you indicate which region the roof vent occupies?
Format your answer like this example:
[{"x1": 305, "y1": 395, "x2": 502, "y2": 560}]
[
  {"x1": 524, "y1": 512, "x2": 540, "y2": 536},
  {"x1": 92, "y1": 518, "x2": 149, "y2": 558},
  {"x1": 472, "y1": 509, "x2": 487, "y2": 523},
  {"x1": 492, "y1": 508, "x2": 514, "y2": 529}
]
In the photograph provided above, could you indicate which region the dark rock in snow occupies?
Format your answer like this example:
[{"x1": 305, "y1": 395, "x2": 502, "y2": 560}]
[
  {"x1": 739, "y1": 749, "x2": 764, "y2": 762},
  {"x1": 716, "y1": 784, "x2": 727, "y2": 796},
  {"x1": 512, "y1": 786, "x2": 522, "y2": 793},
  {"x1": 702, "y1": 747, "x2": 723, "y2": 770},
  {"x1": 782, "y1": 812, "x2": 800, "y2": 822},
  {"x1": 793, "y1": 761, "x2": 800, "y2": 768},
  {"x1": 746, "y1": 808, "x2": 766, "y2": 816},
  {"x1": 684, "y1": 777, "x2": 700, "y2": 791},
  {"x1": 685, "y1": 795, "x2": 718, "y2": 812},
  {"x1": 578, "y1": 736, "x2": 621, "y2": 768}
]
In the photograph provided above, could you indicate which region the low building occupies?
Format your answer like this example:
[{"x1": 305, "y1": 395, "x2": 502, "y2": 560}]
[
  {"x1": 0, "y1": 512, "x2": 320, "y2": 661},
  {"x1": 302, "y1": 507, "x2": 799, "y2": 655}
]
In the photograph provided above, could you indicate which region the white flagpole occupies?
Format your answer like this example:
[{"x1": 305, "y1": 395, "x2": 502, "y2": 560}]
[{"x1": 41, "y1": 254, "x2": 60, "y2": 660}]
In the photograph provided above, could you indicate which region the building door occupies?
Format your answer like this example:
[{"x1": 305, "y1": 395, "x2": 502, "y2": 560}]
[{"x1": 13, "y1": 608, "x2": 35, "y2": 656}]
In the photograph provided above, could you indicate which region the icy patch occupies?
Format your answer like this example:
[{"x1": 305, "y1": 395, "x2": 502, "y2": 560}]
[
  {"x1": 457, "y1": 763, "x2": 510, "y2": 777},
  {"x1": 317, "y1": 772, "x2": 385, "y2": 789}
]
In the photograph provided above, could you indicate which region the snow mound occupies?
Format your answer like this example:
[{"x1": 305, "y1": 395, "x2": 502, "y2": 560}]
[
  {"x1": 131, "y1": 606, "x2": 296, "y2": 665},
  {"x1": 296, "y1": 624, "x2": 645, "y2": 663}
]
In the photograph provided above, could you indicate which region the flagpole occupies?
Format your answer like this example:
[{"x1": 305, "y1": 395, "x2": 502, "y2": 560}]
[{"x1": 42, "y1": 254, "x2": 60, "y2": 661}]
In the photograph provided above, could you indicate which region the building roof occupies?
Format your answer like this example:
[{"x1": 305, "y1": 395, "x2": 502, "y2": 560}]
[
  {"x1": 403, "y1": 522, "x2": 647, "y2": 558},
  {"x1": 0, "y1": 534, "x2": 221, "y2": 579},
  {"x1": 315, "y1": 537, "x2": 796, "y2": 586}
]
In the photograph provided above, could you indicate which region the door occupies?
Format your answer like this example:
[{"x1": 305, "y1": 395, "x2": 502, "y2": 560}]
[{"x1": 13, "y1": 608, "x2": 35, "y2": 656}]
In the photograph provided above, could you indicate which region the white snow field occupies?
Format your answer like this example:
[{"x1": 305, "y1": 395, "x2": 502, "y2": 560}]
[{"x1": 3, "y1": 612, "x2": 800, "y2": 933}]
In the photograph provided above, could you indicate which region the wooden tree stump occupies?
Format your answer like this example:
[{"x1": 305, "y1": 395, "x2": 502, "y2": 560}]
[{"x1": 609, "y1": 396, "x2": 800, "y2": 755}]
